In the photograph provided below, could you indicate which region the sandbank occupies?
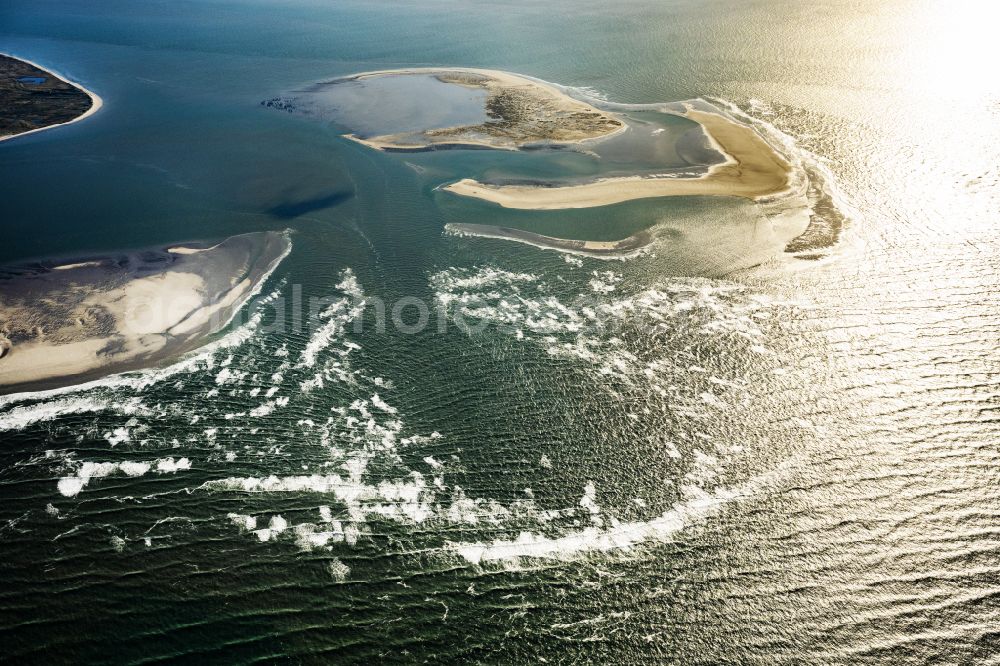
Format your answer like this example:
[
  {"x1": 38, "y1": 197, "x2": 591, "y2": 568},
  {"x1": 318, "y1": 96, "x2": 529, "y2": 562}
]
[
  {"x1": 446, "y1": 223, "x2": 651, "y2": 258},
  {"x1": 443, "y1": 106, "x2": 792, "y2": 209},
  {"x1": 323, "y1": 68, "x2": 792, "y2": 211},
  {"x1": 0, "y1": 231, "x2": 290, "y2": 395}
]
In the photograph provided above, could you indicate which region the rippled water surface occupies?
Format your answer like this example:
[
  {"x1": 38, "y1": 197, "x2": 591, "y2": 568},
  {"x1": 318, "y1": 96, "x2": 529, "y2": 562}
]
[{"x1": 1, "y1": 0, "x2": 999, "y2": 662}]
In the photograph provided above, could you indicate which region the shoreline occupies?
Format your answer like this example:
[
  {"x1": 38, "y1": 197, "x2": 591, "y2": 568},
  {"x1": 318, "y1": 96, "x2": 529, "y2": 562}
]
[
  {"x1": 0, "y1": 231, "x2": 291, "y2": 396},
  {"x1": 344, "y1": 121, "x2": 629, "y2": 153},
  {"x1": 332, "y1": 67, "x2": 625, "y2": 152},
  {"x1": 0, "y1": 52, "x2": 103, "y2": 144},
  {"x1": 443, "y1": 105, "x2": 793, "y2": 210}
]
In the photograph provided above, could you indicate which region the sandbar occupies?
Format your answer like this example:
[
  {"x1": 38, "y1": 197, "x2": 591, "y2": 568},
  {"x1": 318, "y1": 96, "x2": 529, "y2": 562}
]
[
  {"x1": 0, "y1": 231, "x2": 290, "y2": 395},
  {"x1": 446, "y1": 223, "x2": 651, "y2": 258},
  {"x1": 444, "y1": 106, "x2": 792, "y2": 209}
]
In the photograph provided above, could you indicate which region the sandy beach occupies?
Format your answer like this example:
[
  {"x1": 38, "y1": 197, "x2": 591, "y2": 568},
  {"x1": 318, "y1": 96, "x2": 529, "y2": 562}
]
[
  {"x1": 444, "y1": 106, "x2": 792, "y2": 209},
  {"x1": 0, "y1": 231, "x2": 290, "y2": 395},
  {"x1": 0, "y1": 52, "x2": 103, "y2": 143}
]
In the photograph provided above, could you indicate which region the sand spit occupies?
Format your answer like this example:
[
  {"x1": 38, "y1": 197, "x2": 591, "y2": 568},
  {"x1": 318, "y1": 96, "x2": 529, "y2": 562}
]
[
  {"x1": 0, "y1": 53, "x2": 103, "y2": 143},
  {"x1": 337, "y1": 67, "x2": 624, "y2": 151},
  {"x1": 446, "y1": 223, "x2": 651, "y2": 258},
  {"x1": 444, "y1": 106, "x2": 792, "y2": 209},
  {"x1": 166, "y1": 241, "x2": 225, "y2": 255},
  {"x1": 0, "y1": 231, "x2": 290, "y2": 395}
]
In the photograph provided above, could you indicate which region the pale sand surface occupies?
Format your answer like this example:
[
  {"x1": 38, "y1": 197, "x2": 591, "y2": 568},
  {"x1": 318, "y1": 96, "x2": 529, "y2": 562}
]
[
  {"x1": 0, "y1": 231, "x2": 290, "y2": 394},
  {"x1": 0, "y1": 52, "x2": 103, "y2": 143},
  {"x1": 446, "y1": 223, "x2": 651, "y2": 258},
  {"x1": 53, "y1": 260, "x2": 103, "y2": 271},
  {"x1": 2, "y1": 272, "x2": 250, "y2": 386},
  {"x1": 168, "y1": 278, "x2": 253, "y2": 337},
  {"x1": 0, "y1": 337, "x2": 167, "y2": 388},
  {"x1": 97, "y1": 272, "x2": 207, "y2": 336},
  {"x1": 444, "y1": 106, "x2": 792, "y2": 209},
  {"x1": 166, "y1": 241, "x2": 224, "y2": 255}
]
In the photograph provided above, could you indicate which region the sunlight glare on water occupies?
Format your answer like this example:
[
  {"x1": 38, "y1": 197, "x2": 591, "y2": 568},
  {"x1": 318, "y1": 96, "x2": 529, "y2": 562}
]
[{"x1": 1, "y1": 0, "x2": 999, "y2": 662}]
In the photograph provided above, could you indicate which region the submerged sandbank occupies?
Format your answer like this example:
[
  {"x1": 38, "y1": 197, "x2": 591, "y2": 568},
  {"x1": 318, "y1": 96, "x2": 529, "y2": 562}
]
[
  {"x1": 0, "y1": 231, "x2": 290, "y2": 395},
  {"x1": 0, "y1": 53, "x2": 103, "y2": 143},
  {"x1": 444, "y1": 106, "x2": 792, "y2": 209}
]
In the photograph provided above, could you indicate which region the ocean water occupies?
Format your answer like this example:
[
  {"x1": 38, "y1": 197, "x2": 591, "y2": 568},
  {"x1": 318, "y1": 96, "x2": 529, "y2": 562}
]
[{"x1": 2, "y1": 0, "x2": 1000, "y2": 663}]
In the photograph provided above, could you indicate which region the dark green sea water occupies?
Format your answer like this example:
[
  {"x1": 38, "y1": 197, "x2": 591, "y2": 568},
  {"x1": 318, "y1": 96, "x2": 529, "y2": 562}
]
[{"x1": 2, "y1": 0, "x2": 999, "y2": 663}]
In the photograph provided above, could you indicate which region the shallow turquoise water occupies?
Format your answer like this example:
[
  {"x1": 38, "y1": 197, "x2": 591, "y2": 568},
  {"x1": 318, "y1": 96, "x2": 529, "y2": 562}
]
[
  {"x1": 298, "y1": 73, "x2": 490, "y2": 139},
  {"x1": 2, "y1": 0, "x2": 1000, "y2": 663}
]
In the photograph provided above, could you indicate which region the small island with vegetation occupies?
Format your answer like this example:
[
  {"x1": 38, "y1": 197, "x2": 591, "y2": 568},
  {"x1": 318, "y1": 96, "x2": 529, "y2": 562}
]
[
  {"x1": 0, "y1": 53, "x2": 101, "y2": 142},
  {"x1": 336, "y1": 68, "x2": 625, "y2": 151}
]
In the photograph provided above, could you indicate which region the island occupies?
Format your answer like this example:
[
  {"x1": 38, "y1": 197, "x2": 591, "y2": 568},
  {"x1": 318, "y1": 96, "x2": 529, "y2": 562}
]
[
  {"x1": 0, "y1": 53, "x2": 102, "y2": 142},
  {"x1": 303, "y1": 68, "x2": 791, "y2": 209},
  {"x1": 267, "y1": 67, "x2": 798, "y2": 253},
  {"x1": 335, "y1": 68, "x2": 624, "y2": 152},
  {"x1": 0, "y1": 231, "x2": 291, "y2": 394}
]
